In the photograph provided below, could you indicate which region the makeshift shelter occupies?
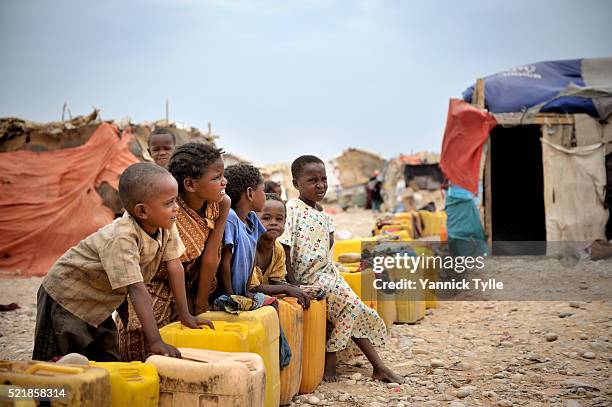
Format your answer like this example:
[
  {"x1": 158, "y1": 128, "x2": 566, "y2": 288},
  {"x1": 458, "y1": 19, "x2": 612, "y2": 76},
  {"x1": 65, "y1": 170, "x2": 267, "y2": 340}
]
[
  {"x1": 223, "y1": 152, "x2": 252, "y2": 167},
  {"x1": 0, "y1": 120, "x2": 139, "y2": 276},
  {"x1": 381, "y1": 152, "x2": 443, "y2": 212},
  {"x1": 0, "y1": 111, "x2": 221, "y2": 276},
  {"x1": 441, "y1": 58, "x2": 612, "y2": 254},
  {"x1": 331, "y1": 148, "x2": 385, "y2": 208}
]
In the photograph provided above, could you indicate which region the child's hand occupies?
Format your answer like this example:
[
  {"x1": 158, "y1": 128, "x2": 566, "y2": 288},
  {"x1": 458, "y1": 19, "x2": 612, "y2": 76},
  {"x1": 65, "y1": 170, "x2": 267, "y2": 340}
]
[
  {"x1": 150, "y1": 340, "x2": 181, "y2": 358},
  {"x1": 180, "y1": 314, "x2": 215, "y2": 330},
  {"x1": 285, "y1": 285, "x2": 311, "y2": 309}
]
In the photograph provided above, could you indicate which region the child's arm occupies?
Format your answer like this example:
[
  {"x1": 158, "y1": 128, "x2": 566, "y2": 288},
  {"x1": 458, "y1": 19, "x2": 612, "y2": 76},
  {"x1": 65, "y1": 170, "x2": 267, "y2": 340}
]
[
  {"x1": 195, "y1": 195, "x2": 231, "y2": 314},
  {"x1": 282, "y1": 243, "x2": 299, "y2": 286},
  {"x1": 166, "y1": 258, "x2": 214, "y2": 329},
  {"x1": 127, "y1": 282, "x2": 181, "y2": 357},
  {"x1": 251, "y1": 281, "x2": 311, "y2": 308},
  {"x1": 219, "y1": 245, "x2": 234, "y2": 296}
]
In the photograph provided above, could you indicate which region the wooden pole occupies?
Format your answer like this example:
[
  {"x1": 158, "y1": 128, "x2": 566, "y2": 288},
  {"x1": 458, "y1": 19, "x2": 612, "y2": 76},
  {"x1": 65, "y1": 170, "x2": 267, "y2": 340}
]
[{"x1": 165, "y1": 99, "x2": 169, "y2": 122}]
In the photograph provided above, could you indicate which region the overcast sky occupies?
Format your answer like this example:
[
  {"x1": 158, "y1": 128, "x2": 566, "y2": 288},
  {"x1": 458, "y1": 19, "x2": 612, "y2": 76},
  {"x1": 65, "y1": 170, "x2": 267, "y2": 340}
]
[{"x1": 1, "y1": 0, "x2": 611, "y2": 164}]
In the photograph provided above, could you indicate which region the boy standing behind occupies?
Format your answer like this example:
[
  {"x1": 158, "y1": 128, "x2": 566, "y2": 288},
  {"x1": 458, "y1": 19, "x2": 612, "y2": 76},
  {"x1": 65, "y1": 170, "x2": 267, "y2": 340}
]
[{"x1": 33, "y1": 162, "x2": 203, "y2": 361}]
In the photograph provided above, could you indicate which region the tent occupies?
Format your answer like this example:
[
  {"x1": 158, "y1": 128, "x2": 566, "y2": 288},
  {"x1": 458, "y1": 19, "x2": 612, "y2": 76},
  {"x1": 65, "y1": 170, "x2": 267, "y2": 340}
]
[
  {"x1": 440, "y1": 58, "x2": 612, "y2": 254},
  {"x1": 0, "y1": 112, "x2": 219, "y2": 276}
]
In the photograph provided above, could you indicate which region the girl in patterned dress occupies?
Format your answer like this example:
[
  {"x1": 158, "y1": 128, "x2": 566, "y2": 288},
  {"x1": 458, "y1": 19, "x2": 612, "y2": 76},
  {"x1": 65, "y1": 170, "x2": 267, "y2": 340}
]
[
  {"x1": 279, "y1": 155, "x2": 404, "y2": 383},
  {"x1": 116, "y1": 142, "x2": 231, "y2": 361}
]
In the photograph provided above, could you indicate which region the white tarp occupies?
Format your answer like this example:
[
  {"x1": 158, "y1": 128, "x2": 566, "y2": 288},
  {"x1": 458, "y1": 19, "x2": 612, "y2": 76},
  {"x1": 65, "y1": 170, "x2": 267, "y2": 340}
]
[{"x1": 542, "y1": 137, "x2": 608, "y2": 243}]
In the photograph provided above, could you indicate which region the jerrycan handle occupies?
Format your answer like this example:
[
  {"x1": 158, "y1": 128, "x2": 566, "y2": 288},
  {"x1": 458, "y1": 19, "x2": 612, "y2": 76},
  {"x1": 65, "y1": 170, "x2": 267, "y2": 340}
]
[{"x1": 25, "y1": 363, "x2": 83, "y2": 375}]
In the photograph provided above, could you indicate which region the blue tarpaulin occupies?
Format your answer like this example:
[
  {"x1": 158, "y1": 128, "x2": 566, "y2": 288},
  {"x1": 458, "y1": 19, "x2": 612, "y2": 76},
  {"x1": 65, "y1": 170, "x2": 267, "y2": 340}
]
[{"x1": 463, "y1": 58, "x2": 612, "y2": 119}]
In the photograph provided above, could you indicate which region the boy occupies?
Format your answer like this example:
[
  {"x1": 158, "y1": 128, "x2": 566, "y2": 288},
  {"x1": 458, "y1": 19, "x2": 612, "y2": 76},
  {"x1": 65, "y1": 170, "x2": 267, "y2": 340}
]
[
  {"x1": 148, "y1": 127, "x2": 176, "y2": 168},
  {"x1": 219, "y1": 164, "x2": 267, "y2": 297},
  {"x1": 33, "y1": 162, "x2": 206, "y2": 361}
]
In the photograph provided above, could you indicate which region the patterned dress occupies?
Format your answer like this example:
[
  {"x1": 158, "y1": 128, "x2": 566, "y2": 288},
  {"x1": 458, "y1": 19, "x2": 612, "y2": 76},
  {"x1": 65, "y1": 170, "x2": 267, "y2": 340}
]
[
  {"x1": 116, "y1": 195, "x2": 219, "y2": 361},
  {"x1": 279, "y1": 198, "x2": 386, "y2": 352}
]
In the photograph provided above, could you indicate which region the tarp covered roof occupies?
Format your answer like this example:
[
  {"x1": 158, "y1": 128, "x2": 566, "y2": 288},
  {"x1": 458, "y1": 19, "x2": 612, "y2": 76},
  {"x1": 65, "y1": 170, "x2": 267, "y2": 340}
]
[{"x1": 463, "y1": 58, "x2": 612, "y2": 119}]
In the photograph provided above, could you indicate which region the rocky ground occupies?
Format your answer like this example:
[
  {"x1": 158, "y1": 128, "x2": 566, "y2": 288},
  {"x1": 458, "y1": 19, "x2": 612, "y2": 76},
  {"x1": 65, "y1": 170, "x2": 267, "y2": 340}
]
[{"x1": 0, "y1": 208, "x2": 610, "y2": 406}]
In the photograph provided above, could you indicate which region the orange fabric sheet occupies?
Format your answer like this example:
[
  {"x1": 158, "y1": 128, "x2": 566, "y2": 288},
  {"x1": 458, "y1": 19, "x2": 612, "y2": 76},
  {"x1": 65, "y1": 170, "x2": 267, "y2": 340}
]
[{"x1": 0, "y1": 123, "x2": 139, "y2": 277}]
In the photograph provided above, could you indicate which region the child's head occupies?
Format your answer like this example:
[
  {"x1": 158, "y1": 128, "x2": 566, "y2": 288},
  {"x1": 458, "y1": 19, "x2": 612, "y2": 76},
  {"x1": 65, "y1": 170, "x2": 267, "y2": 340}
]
[
  {"x1": 119, "y1": 162, "x2": 178, "y2": 231},
  {"x1": 225, "y1": 164, "x2": 265, "y2": 211},
  {"x1": 264, "y1": 180, "x2": 282, "y2": 197},
  {"x1": 256, "y1": 193, "x2": 286, "y2": 239},
  {"x1": 147, "y1": 128, "x2": 177, "y2": 168},
  {"x1": 291, "y1": 155, "x2": 327, "y2": 205},
  {"x1": 168, "y1": 142, "x2": 227, "y2": 203}
]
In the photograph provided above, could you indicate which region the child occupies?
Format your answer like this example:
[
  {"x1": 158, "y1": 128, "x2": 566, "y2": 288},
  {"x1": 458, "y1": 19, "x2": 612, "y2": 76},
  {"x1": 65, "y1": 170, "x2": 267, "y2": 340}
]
[
  {"x1": 219, "y1": 164, "x2": 267, "y2": 297},
  {"x1": 33, "y1": 163, "x2": 206, "y2": 362},
  {"x1": 148, "y1": 127, "x2": 176, "y2": 168},
  {"x1": 280, "y1": 155, "x2": 404, "y2": 383},
  {"x1": 264, "y1": 180, "x2": 283, "y2": 197},
  {"x1": 248, "y1": 193, "x2": 310, "y2": 308},
  {"x1": 117, "y1": 143, "x2": 230, "y2": 361}
]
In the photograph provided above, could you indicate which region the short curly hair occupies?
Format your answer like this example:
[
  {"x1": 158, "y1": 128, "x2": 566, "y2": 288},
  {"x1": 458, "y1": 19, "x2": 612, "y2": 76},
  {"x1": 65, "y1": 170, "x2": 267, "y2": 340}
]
[
  {"x1": 119, "y1": 162, "x2": 173, "y2": 215},
  {"x1": 168, "y1": 142, "x2": 224, "y2": 193},
  {"x1": 148, "y1": 127, "x2": 176, "y2": 145},
  {"x1": 291, "y1": 155, "x2": 325, "y2": 179},
  {"x1": 225, "y1": 164, "x2": 264, "y2": 207}
]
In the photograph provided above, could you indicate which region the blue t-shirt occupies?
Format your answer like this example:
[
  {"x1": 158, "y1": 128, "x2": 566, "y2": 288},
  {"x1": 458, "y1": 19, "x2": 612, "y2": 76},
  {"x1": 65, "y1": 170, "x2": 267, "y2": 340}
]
[{"x1": 224, "y1": 209, "x2": 267, "y2": 296}]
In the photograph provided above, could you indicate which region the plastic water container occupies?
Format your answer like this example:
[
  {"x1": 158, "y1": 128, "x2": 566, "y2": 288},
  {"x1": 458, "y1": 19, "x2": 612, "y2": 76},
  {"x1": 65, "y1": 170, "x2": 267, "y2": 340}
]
[
  {"x1": 0, "y1": 385, "x2": 35, "y2": 407},
  {"x1": 0, "y1": 360, "x2": 111, "y2": 407},
  {"x1": 332, "y1": 237, "x2": 378, "y2": 262},
  {"x1": 376, "y1": 290, "x2": 397, "y2": 329},
  {"x1": 200, "y1": 307, "x2": 280, "y2": 407},
  {"x1": 340, "y1": 270, "x2": 377, "y2": 311},
  {"x1": 89, "y1": 361, "x2": 159, "y2": 407},
  {"x1": 146, "y1": 348, "x2": 265, "y2": 407},
  {"x1": 419, "y1": 211, "x2": 447, "y2": 237},
  {"x1": 277, "y1": 297, "x2": 303, "y2": 405},
  {"x1": 159, "y1": 320, "x2": 250, "y2": 352},
  {"x1": 388, "y1": 264, "x2": 426, "y2": 324},
  {"x1": 299, "y1": 299, "x2": 326, "y2": 394}
]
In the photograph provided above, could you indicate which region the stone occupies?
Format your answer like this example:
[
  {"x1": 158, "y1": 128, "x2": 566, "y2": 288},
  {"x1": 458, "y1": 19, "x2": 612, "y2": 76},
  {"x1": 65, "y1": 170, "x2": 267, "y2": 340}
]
[
  {"x1": 493, "y1": 372, "x2": 505, "y2": 379},
  {"x1": 376, "y1": 395, "x2": 387, "y2": 402},
  {"x1": 545, "y1": 333, "x2": 558, "y2": 342},
  {"x1": 498, "y1": 400, "x2": 513, "y2": 407},
  {"x1": 565, "y1": 401, "x2": 582, "y2": 407},
  {"x1": 430, "y1": 358, "x2": 445, "y2": 368},
  {"x1": 483, "y1": 391, "x2": 496, "y2": 398},
  {"x1": 433, "y1": 368, "x2": 445, "y2": 375},
  {"x1": 449, "y1": 402, "x2": 466, "y2": 407},
  {"x1": 436, "y1": 383, "x2": 448, "y2": 393},
  {"x1": 582, "y1": 352, "x2": 595, "y2": 359},
  {"x1": 307, "y1": 396, "x2": 320, "y2": 405},
  {"x1": 347, "y1": 379, "x2": 356, "y2": 385},
  {"x1": 350, "y1": 373, "x2": 362, "y2": 381},
  {"x1": 569, "y1": 301, "x2": 580, "y2": 308},
  {"x1": 456, "y1": 387, "x2": 473, "y2": 398},
  {"x1": 579, "y1": 333, "x2": 588, "y2": 340},
  {"x1": 338, "y1": 394, "x2": 350, "y2": 402},
  {"x1": 558, "y1": 312, "x2": 573, "y2": 318},
  {"x1": 387, "y1": 382, "x2": 400, "y2": 388}
]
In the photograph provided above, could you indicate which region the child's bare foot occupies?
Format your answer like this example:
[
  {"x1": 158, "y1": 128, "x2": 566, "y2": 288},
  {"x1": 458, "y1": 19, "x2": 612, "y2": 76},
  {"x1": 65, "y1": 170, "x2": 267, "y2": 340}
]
[
  {"x1": 323, "y1": 370, "x2": 339, "y2": 382},
  {"x1": 323, "y1": 351, "x2": 338, "y2": 382},
  {"x1": 372, "y1": 366, "x2": 405, "y2": 383}
]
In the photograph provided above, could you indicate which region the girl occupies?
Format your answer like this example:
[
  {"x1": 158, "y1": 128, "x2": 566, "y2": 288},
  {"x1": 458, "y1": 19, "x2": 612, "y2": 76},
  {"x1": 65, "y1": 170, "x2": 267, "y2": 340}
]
[
  {"x1": 117, "y1": 142, "x2": 231, "y2": 361},
  {"x1": 279, "y1": 155, "x2": 404, "y2": 383},
  {"x1": 248, "y1": 193, "x2": 311, "y2": 308},
  {"x1": 219, "y1": 164, "x2": 267, "y2": 297}
]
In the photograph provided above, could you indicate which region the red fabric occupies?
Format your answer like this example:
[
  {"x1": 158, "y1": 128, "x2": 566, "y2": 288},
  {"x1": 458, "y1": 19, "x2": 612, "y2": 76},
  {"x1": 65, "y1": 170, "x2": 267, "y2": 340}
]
[
  {"x1": 439, "y1": 99, "x2": 497, "y2": 194},
  {"x1": 0, "y1": 123, "x2": 139, "y2": 277}
]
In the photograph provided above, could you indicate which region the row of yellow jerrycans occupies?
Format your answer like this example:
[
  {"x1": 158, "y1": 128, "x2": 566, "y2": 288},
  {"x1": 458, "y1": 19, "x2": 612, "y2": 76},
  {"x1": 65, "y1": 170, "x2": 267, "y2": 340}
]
[
  {"x1": 0, "y1": 352, "x2": 264, "y2": 407},
  {"x1": 159, "y1": 299, "x2": 328, "y2": 407},
  {"x1": 0, "y1": 298, "x2": 327, "y2": 407}
]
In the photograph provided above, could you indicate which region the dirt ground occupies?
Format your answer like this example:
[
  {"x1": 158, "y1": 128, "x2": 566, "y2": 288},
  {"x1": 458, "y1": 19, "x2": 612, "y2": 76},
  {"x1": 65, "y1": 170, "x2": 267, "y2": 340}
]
[{"x1": 0, "y1": 208, "x2": 610, "y2": 406}]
